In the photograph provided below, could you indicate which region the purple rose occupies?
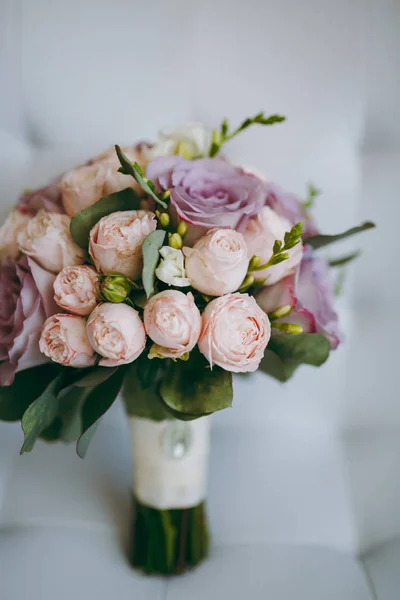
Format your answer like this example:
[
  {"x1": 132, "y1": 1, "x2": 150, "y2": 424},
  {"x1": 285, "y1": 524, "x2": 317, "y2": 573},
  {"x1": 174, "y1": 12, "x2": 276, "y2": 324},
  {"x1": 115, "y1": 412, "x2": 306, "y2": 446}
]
[
  {"x1": 256, "y1": 248, "x2": 340, "y2": 349},
  {"x1": 146, "y1": 156, "x2": 266, "y2": 240},
  {"x1": 0, "y1": 256, "x2": 58, "y2": 386},
  {"x1": 17, "y1": 177, "x2": 64, "y2": 216},
  {"x1": 265, "y1": 183, "x2": 319, "y2": 239}
]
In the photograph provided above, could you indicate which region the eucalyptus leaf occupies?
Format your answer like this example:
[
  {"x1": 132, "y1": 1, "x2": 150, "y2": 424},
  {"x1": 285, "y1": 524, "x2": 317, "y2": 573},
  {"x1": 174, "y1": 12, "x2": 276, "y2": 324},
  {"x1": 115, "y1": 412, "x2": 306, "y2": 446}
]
[
  {"x1": 159, "y1": 352, "x2": 233, "y2": 418},
  {"x1": 70, "y1": 188, "x2": 140, "y2": 249},
  {"x1": 0, "y1": 364, "x2": 61, "y2": 422},
  {"x1": 306, "y1": 222, "x2": 375, "y2": 250},
  {"x1": 142, "y1": 230, "x2": 166, "y2": 297},
  {"x1": 76, "y1": 367, "x2": 125, "y2": 458},
  {"x1": 20, "y1": 372, "x2": 65, "y2": 454},
  {"x1": 123, "y1": 358, "x2": 170, "y2": 421},
  {"x1": 329, "y1": 250, "x2": 360, "y2": 267},
  {"x1": 57, "y1": 387, "x2": 90, "y2": 443}
]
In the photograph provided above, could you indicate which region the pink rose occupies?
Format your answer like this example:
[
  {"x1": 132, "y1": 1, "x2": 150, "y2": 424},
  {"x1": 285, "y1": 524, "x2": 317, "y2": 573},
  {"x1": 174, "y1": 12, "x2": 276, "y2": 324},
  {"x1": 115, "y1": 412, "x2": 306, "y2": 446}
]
[
  {"x1": 60, "y1": 146, "x2": 143, "y2": 217},
  {"x1": 0, "y1": 256, "x2": 58, "y2": 385},
  {"x1": 17, "y1": 209, "x2": 85, "y2": 274},
  {"x1": 144, "y1": 290, "x2": 201, "y2": 359},
  {"x1": 89, "y1": 210, "x2": 156, "y2": 280},
  {"x1": 183, "y1": 229, "x2": 249, "y2": 296},
  {"x1": 0, "y1": 210, "x2": 31, "y2": 262},
  {"x1": 265, "y1": 183, "x2": 319, "y2": 239},
  {"x1": 256, "y1": 249, "x2": 340, "y2": 349},
  {"x1": 86, "y1": 303, "x2": 146, "y2": 367},
  {"x1": 243, "y1": 206, "x2": 303, "y2": 285},
  {"x1": 39, "y1": 314, "x2": 96, "y2": 367},
  {"x1": 198, "y1": 293, "x2": 271, "y2": 373},
  {"x1": 54, "y1": 266, "x2": 99, "y2": 316},
  {"x1": 17, "y1": 177, "x2": 65, "y2": 216}
]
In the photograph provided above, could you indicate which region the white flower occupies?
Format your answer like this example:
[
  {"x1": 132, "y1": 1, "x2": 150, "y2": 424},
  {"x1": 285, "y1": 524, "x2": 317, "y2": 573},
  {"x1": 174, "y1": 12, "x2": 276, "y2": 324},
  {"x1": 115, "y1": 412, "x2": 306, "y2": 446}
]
[
  {"x1": 155, "y1": 247, "x2": 190, "y2": 287},
  {"x1": 146, "y1": 123, "x2": 210, "y2": 160}
]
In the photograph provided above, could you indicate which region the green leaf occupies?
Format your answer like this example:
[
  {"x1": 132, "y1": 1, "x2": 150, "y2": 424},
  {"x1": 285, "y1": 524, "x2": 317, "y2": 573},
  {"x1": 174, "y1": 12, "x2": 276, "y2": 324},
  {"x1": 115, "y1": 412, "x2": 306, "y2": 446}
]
[
  {"x1": 306, "y1": 222, "x2": 375, "y2": 250},
  {"x1": 159, "y1": 352, "x2": 233, "y2": 418},
  {"x1": 260, "y1": 334, "x2": 330, "y2": 382},
  {"x1": 57, "y1": 387, "x2": 90, "y2": 443},
  {"x1": 21, "y1": 371, "x2": 66, "y2": 453},
  {"x1": 329, "y1": 250, "x2": 361, "y2": 267},
  {"x1": 70, "y1": 187, "x2": 140, "y2": 249},
  {"x1": 115, "y1": 146, "x2": 167, "y2": 209},
  {"x1": 142, "y1": 230, "x2": 166, "y2": 298},
  {"x1": 123, "y1": 357, "x2": 171, "y2": 421},
  {"x1": 76, "y1": 367, "x2": 125, "y2": 458},
  {"x1": 0, "y1": 364, "x2": 61, "y2": 422}
]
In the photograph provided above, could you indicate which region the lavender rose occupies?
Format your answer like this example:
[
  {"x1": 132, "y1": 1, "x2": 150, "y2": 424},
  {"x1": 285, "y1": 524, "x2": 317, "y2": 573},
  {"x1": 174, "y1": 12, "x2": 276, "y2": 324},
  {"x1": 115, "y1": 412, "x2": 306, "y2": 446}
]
[
  {"x1": 256, "y1": 249, "x2": 340, "y2": 349},
  {"x1": 0, "y1": 255, "x2": 58, "y2": 386},
  {"x1": 146, "y1": 156, "x2": 265, "y2": 241},
  {"x1": 265, "y1": 183, "x2": 319, "y2": 239}
]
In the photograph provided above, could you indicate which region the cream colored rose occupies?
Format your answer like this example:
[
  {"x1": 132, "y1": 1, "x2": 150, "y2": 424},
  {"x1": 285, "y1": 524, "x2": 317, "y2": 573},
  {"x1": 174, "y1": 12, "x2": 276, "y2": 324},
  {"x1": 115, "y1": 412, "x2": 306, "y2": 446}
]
[
  {"x1": 243, "y1": 206, "x2": 303, "y2": 285},
  {"x1": 146, "y1": 123, "x2": 210, "y2": 160},
  {"x1": 198, "y1": 293, "x2": 271, "y2": 373},
  {"x1": 155, "y1": 247, "x2": 190, "y2": 287},
  {"x1": 0, "y1": 210, "x2": 31, "y2": 262},
  {"x1": 183, "y1": 228, "x2": 249, "y2": 296},
  {"x1": 17, "y1": 209, "x2": 85, "y2": 274},
  {"x1": 86, "y1": 303, "x2": 146, "y2": 367},
  {"x1": 54, "y1": 265, "x2": 99, "y2": 316},
  {"x1": 60, "y1": 145, "x2": 144, "y2": 217},
  {"x1": 144, "y1": 290, "x2": 201, "y2": 359},
  {"x1": 39, "y1": 314, "x2": 96, "y2": 367},
  {"x1": 88, "y1": 210, "x2": 156, "y2": 280}
]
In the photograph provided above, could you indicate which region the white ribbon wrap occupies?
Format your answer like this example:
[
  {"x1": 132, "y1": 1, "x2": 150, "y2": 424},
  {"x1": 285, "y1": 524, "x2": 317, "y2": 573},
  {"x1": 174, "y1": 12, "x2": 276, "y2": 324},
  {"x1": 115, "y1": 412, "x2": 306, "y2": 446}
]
[{"x1": 129, "y1": 416, "x2": 211, "y2": 510}]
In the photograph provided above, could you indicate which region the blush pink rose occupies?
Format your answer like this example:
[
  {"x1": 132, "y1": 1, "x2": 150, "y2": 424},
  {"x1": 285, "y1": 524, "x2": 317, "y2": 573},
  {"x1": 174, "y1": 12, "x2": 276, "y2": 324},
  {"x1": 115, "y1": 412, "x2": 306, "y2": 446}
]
[
  {"x1": 86, "y1": 303, "x2": 146, "y2": 367},
  {"x1": 143, "y1": 290, "x2": 201, "y2": 359},
  {"x1": 60, "y1": 146, "x2": 143, "y2": 217},
  {"x1": 39, "y1": 314, "x2": 96, "y2": 367},
  {"x1": 0, "y1": 255, "x2": 58, "y2": 385},
  {"x1": 17, "y1": 209, "x2": 85, "y2": 274},
  {"x1": 243, "y1": 206, "x2": 303, "y2": 286},
  {"x1": 183, "y1": 229, "x2": 249, "y2": 296},
  {"x1": 198, "y1": 293, "x2": 271, "y2": 373},
  {"x1": 0, "y1": 210, "x2": 31, "y2": 262},
  {"x1": 88, "y1": 210, "x2": 156, "y2": 280},
  {"x1": 54, "y1": 265, "x2": 99, "y2": 316},
  {"x1": 17, "y1": 177, "x2": 65, "y2": 216}
]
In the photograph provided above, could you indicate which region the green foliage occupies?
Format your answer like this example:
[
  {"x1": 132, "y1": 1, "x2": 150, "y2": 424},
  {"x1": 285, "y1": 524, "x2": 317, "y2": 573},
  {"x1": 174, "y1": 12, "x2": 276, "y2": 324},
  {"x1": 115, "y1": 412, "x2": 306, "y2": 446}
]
[
  {"x1": 260, "y1": 334, "x2": 331, "y2": 382},
  {"x1": 123, "y1": 356, "x2": 171, "y2": 421},
  {"x1": 249, "y1": 222, "x2": 303, "y2": 273},
  {"x1": 306, "y1": 222, "x2": 375, "y2": 250},
  {"x1": 0, "y1": 364, "x2": 61, "y2": 422},
  {"x1": 329, "y1": 250, "x2": 361, "y2": 268},
  {"x1": 70, "y1": 188, "x2": 140, "y2": 249},
  {"x1": 301, "y1": 183, "x2": 320, "y2": 210},
  {"x1": 159, "y1": 352, "x2": 233, "y2": 419},
  {"x1": 115, "y1": 145, "x2": 168, "y2": 209},
  {"x1": 209, "y1": 111, "x2": 286, "y2": 157},
  {"x1": 142, "y1": 230, "x2": 166, "y2": 297}
]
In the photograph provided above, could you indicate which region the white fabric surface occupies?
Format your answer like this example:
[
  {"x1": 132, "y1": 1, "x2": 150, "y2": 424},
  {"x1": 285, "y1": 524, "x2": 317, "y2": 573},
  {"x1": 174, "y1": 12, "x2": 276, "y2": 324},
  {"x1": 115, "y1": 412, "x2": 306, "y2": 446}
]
[{"x1": 0, "y1": 0, "x2": 399, "y2": 597}]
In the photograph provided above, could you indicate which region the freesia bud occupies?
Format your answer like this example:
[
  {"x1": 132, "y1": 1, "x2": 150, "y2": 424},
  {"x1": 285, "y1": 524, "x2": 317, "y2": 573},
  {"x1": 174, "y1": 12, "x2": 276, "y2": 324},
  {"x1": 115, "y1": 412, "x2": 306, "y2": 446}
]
[
  {"x1": 177, "y1": 220, "x2": 188, "y2": 238},
  {"x1": 248, "y1": 255, "x2": 261, "y2": 271},
  {"x1": 159, "y1": 212, "x2": 170, "y2": 228},
  {"x1": 169, "y1": 233, "x2": 183, "y2": 250},
  {"x1": 273, "y1": 322, "x2": 303, "y2": 334},
  {"x1": 268, "y1": 305, "x2": 292, "y2": 320}
]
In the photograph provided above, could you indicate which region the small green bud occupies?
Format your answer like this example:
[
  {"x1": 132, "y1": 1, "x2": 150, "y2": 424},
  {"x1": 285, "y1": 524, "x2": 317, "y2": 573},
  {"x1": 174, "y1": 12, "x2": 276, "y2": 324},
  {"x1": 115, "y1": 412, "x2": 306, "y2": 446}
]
[
  {"x1": 162, "y1": 190, "x2": 171, "y2": 200},
  {"x1": 248, "y1": 255, "x2": 261, "y2": 271},
  {"x1": 268, "y1": 305, "x2": 292, "y2": 320},
  {"x1": 211, "y1": 128, "x2": 223, "y2": 147},
  {"x1": 159, "y1": 212, "x2": 170, "y2": 228},
  {"x1": 177, "y1": 220, "x2": 188, "y2": 237},
  {"x1": 169, "y1": 232, "x2": 183, "y2": 250},
  {"x1": 273, "y1": 322, "x2": 303, "y2": 334},
  {"x1": 238, "y1": 274, "x2": 255, "y2": 292},
  {"x1": 178, "y1": 352, "x2": 190, "y2": 361},
  {"x1": 100, "y1": 274, "x2": 132, "y2": 303}
]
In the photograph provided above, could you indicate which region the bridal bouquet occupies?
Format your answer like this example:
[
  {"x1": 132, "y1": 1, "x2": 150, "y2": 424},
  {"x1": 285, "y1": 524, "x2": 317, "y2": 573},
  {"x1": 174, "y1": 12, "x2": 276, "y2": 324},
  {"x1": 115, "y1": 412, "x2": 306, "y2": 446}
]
[{"x1": 0, "y1": 112, "x2": 374, "y2": 575}]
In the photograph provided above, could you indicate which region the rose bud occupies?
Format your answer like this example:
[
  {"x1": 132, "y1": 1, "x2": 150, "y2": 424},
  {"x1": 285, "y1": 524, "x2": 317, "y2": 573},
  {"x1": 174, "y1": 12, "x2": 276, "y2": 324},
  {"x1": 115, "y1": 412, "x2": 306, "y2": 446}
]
[
  {"x1": 86, "y1": 303, "x2": 146, "y2": 367},
  {"x1": 18, "y1": 209, "x2": 85, "y2": 274},
  {"x1": 100, "y1": 274, "x2": 132, "y2": 303},
  {"x1": 198, "y1": 293, "x2": 271, "y2": 373},
  {"x1": 39, "y1": 314, "x2": 96, "y2": 367},
  {"x1": 243, "y1": 207, "x2": 303, "y2": 286},
  {"x1": 183, "y1": 229, "x2": 249, "y2": 296},
  {"x1": 88, "y1": 210, "x2": 157, "y2": 280},
  {"x1": 54, "y1": 266, "x2": 99, "y2": 316},
  {"x1": 143, "y1": 290, "x2": 201, "y2": 359}
]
